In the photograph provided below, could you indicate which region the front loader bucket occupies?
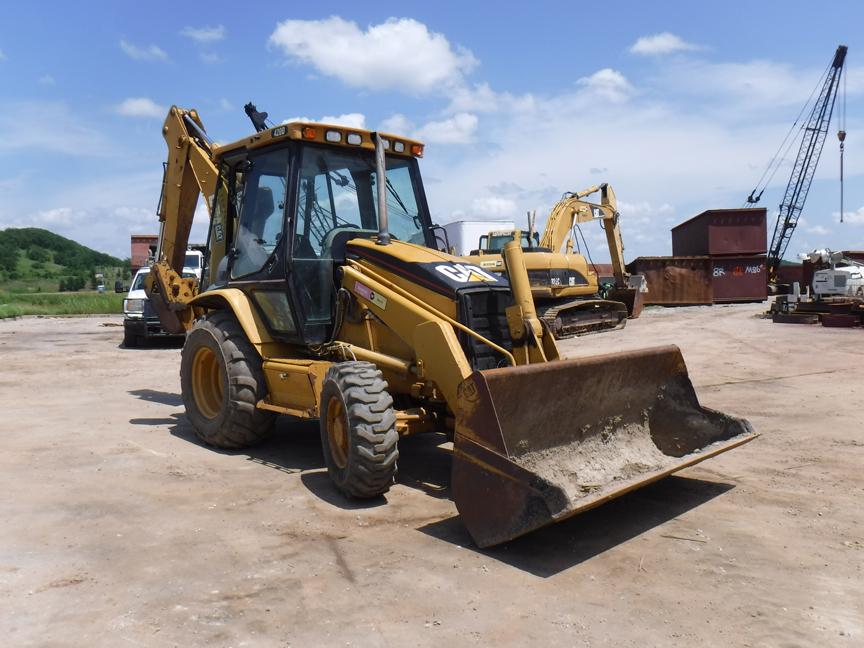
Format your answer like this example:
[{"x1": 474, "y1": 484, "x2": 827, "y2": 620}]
[{"x1": 451, "y1": 345, "x2": 756, "y2": 547}]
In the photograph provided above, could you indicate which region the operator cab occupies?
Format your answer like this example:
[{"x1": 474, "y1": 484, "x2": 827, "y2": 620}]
[
  {"x1": 473, "y1": 230, "x2": 548, "y2": 255},
  {"x1": 203, "y1": 125, "x2": 441, "y2": 345}
]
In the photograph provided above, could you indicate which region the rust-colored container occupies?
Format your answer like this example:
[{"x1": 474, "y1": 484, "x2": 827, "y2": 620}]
[
  {"x1": 672, "y1": 208, "x2": 767, "y2": 256},
  {"x1": 710, "y1": 255, "x2": 767, "y2": 302},
  {"x1": 776, "y1": 262, "x2": 804, "y2": 287},
  {"x1": 842, "y1": 250, "x2": 864, "y2": 263},
  {"x1": 626, "y1": 257, "x2": 713, "y2": 305}
]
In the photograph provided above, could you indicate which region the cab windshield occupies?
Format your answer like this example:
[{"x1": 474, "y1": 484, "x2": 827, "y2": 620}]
[
  {"x1": 292, "y1": 146, "x2": 429, "y2": 342},
  {"x1": 131, "y1": 271, "x2": 148, "y2": 291},
  {"x1": 483, "y1": 231, "x2": 538, "y2": 252},
  {"x1": 293, "y1": 147, "x2": 426, "y2": 257}
]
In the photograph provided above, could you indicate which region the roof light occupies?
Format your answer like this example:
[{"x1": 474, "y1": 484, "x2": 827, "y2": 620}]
[
  {"x1": 410, "y1": 144, "x2": 424, "y2": 157},
  {"x1": 325, "y1": 130, "x2": 342, "y2": 143},
  {"x1": 347, "y1": 132, "x2": 362, "y2": 145},
  {"x1": 393, "y1": 141, "x2": 405, "y2": 153},
  {"x1": 381, "y1": 138, "x2": 390, "y2": 150},
  {"x1": 301, "y1": 126, "x2": 317, "y2": 140}
]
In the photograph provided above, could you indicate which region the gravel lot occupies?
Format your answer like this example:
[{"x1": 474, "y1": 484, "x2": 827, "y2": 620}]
[{"x1": 1, "y1": 305, "x2": 862, "y2": 647}]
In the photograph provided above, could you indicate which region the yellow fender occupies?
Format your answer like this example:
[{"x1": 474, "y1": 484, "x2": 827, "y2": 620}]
[{"x1": 188, "y1": 288, "x2": 275, "y2": 357}]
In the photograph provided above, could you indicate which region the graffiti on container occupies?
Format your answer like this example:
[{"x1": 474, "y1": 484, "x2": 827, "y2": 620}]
[{"x1": 713, "y1": 263, "x2": 764, "y2": 278}]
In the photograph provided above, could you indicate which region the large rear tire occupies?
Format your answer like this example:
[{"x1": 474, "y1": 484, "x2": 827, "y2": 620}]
[
  {"x1": 319, "y1": 362, "x2": 398, "y2": 498},
  {"x1": 180, "y1": 310, "x2": 275, "y2": 449}
]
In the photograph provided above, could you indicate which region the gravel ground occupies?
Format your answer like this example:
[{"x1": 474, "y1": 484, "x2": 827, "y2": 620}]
[{"x1": 0, "y1": 304, "x2": 862, "y2": 647}]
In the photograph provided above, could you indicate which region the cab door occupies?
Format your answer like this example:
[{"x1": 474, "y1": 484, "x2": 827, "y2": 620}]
[{"x1": 224, "y1": 145, "x2": 302, "y2": 340}]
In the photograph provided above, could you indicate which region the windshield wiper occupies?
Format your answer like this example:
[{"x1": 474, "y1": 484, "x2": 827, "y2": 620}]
[{"x1": 385, "y1": 177, "x2": 412, "y2": 216}]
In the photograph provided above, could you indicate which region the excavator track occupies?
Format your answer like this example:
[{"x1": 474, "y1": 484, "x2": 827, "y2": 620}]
[{"x1": 537, "y1": 298, "x2": 629, "y2": 339}]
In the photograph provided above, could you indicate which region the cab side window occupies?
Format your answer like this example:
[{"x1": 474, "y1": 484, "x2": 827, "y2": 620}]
[{"x1": 231, "y1": 149, "x2": 289, "y2": 279}]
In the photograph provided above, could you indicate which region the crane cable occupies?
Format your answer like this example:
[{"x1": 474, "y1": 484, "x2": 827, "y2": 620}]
[
  {"x1": 743, "y1": 60, "x2": 833, "y2": 208},
  {"x1": 839, "y1": 63, "x2": 847, "y2": 223}
]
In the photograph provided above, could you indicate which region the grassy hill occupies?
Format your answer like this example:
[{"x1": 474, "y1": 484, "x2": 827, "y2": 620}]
[
  {"x1": 0, "y1": 227, "x2": 129, "y2": 293},
  {"x1": 0, "y1": 228, "x2": 129, "y2": 318}
]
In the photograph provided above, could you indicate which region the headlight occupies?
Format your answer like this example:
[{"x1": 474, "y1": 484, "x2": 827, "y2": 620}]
[{"x1": 124, "y1": 298, "x2": 145, "y2": 314}]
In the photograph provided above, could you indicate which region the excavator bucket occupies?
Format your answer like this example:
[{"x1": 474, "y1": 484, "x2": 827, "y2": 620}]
[
  {"x1": 607, "y1": 287, "x2": 645, "y2": 319},
  {"x1": 451, "y1": 345, "x2": 756, "y2": 548}
]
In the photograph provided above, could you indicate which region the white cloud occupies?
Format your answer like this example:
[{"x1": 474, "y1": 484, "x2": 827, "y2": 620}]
[
  {"x1": 38, "y1": 74, "x2": 55, "y2": 86},
  {"x1": 446, "y1": 83, "x2": 536, "y2": 114},
  {"x1": 282, "y1": 113, "x2": 367, "y2": 129},
  {"x1": 576, "y1": 68, "x2": 634, "y2": 102},
  {"x1": 0, "y1": 101, "x2": 113, "y2": 155},
  {"x1": 180, "y1": 25, "x2": 226, "y2": 43},
  {"x1": 470, "y1": 196, "x2": 519, "y2": 219},
  {"x1": 630, "y1": 32, "x2": 701, "y2": 56},
  {"x1": 119, "y1": 39, "x2": 169, "y2": 62},
  {"x1": 414, "y1": 113, "x2": 478, "y2": 144},
  {"x1": 0, "y1": 170, "x2": 169, "y2": 257},
  {"x1": 268, "y1": 16, "x2": 477, "y2": 93},
  {"x1": 0, "y1": 205, "x2": 156, "y2": 258},
  {"x1": 321, "y1": 113, "x2": 366, "y2": 129},
  {"x1": 199, "y1": 52, "x2": 222, "y2": 64},
  {"x1": 218, "y1": 98, "x2": 234, "y2": 112},
  {"x1": 617, "y1": 200, "x2": 675, "y2": 227},
  {"x1": 660, "y1": 59, "x2": 823, "y2": 111},
  {"x1": 379, "y1": 113, "x2": 414, "y2": 135},
  {"x1": 835, "y1": 206, "x2": 864, "y2": 225},
  {"x1": 378, "y1": 112, "x2": 478, "y2": 143},
  {"x1": 114, "y1": 97, "x2": 166, "y2": 119},
  {"x1": 0, "y1": 49, "x2": 6, "y2": 62}
]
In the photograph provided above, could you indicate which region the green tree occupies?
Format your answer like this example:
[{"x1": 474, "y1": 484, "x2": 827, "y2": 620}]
[
  {"x1": 0, "y1": 246, "x2": 17, "y2": 273},
  {"x1": 26, "y1": 246, "x2": 50, "y2": 263}
]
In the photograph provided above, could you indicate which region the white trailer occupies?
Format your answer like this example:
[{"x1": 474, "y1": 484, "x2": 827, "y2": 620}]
[{"x1": 442, "y1": 220, "x2": 516, "y2": 256}]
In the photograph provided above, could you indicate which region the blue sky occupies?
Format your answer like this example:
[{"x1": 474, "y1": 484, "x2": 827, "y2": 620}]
[{"x1": 2, "y1": 1, "x2": 864, "y2": 260}]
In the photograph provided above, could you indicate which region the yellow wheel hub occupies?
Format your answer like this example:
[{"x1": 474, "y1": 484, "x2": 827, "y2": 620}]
[
  {"x1": 326, "y1": 397, "x2": 349, "y2": 469},
  {"x1": 191, "y1": 346, "x2": 224, "y2": 420}
]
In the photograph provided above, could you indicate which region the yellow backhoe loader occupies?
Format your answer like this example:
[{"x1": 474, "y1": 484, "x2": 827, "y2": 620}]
[
  {"x1": 466, "y1": 185, "x2": 645, "y2": 338},
  {"x1": 146, "y1": 106, "x2": 756, "y2": 547}
]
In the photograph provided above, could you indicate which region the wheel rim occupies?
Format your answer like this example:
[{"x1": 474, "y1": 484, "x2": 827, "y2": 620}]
[
  {"x1": 325, "y1": 396, "x2": 349, "y2": 469},
  {"x1": 191, "y1": 346, "x2": 224, "y2": 419}
]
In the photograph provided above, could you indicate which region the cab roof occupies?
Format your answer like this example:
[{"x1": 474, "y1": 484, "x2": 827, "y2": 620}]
[{"x1": 213, "y1": 121, "x2": 425, "y2": 159}]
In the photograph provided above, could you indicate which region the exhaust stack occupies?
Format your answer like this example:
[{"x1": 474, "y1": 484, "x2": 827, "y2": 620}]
[{"x1": 373, "y1": 132, "x2": 391, "y2": 245}]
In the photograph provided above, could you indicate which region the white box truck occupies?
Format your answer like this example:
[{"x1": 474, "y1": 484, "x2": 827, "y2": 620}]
[{"x1": 442, "y1": 220, "x2": 516, "y2": 256}]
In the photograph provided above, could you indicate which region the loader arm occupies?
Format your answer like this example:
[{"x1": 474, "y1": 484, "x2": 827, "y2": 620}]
[{"x1": 146, "y1": 106, "x2": 219, "y2": 333}]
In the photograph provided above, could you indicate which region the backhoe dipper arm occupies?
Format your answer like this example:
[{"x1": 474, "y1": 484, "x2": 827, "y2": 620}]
[
  {"x1": 595, "y1": 184, "x2": 627, "y2": 287},
  {"x1": 146, "y1": 106, "x2": 219, "y2": 333}
]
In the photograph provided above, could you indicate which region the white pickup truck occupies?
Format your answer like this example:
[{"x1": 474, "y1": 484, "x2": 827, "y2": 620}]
[{"x1": 123, "y1": 250, "x2": 203, "y2": 347}]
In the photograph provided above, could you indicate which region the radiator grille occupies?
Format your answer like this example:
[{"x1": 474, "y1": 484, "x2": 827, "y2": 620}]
[{"x1": 456, "y1": 287, "x2": 514, "y2": 371}]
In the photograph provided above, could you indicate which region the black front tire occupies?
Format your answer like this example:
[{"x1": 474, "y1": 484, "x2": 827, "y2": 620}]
[
  {"x1": 123, "y1": 323, "x2": 140, "y2": 348},
  {"x1": 319, "y1": 362, "x2": 399, "y2": 498},
  {"x1": 180, "y1": 310, "x2": 275, "y2": 449}
]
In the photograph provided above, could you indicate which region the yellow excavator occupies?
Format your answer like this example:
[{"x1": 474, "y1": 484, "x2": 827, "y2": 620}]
[
  {"x1": 466, "y1": 185, "x2": 644, "y2": 338},
  {"x1": 145, "y1": 105, "x2": 756, "y2": 547}
]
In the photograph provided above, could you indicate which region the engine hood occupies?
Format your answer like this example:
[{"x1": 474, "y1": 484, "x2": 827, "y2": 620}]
[{"x1": 346, "y1": 238, "x2": 510, "y2": 297}]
